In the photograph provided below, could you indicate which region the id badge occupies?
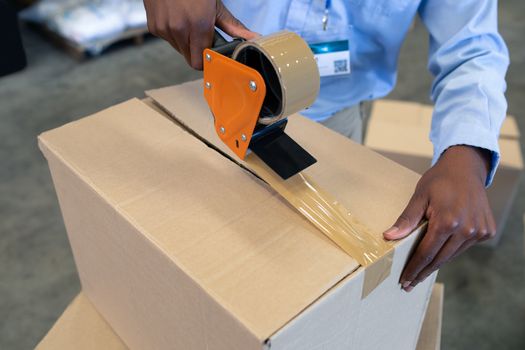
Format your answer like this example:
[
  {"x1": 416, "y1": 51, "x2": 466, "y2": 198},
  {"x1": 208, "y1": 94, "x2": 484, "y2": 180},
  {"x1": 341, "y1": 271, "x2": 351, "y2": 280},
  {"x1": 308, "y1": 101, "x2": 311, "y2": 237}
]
[{"x1": 301, "y1": 26, "x2": 352, "y2": 78}]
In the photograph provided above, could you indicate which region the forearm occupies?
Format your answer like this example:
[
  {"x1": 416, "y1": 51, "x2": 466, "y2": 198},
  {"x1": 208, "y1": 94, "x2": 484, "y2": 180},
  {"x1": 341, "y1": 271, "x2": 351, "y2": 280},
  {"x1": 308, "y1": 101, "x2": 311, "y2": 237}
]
[{"x1": 419, "y1": 0, "x2": 509, "y2": 184}]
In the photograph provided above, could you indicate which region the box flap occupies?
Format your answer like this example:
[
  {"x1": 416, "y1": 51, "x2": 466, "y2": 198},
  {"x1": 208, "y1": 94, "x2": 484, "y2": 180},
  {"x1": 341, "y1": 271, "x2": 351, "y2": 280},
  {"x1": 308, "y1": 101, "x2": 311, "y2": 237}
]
[
  {"x1": 38, "y1": 98, "x2": 359, "y2": 341},
  {"x1": 147, "y1": 81, "x2": 421, "y2": 238}
]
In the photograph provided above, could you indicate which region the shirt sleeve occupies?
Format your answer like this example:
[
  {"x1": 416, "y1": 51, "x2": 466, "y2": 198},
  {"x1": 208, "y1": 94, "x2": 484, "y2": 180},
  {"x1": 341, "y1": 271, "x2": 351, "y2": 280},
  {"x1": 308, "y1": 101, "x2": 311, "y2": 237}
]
[{"x1": 418, "y1": 0, "x2": 509, "y2": 186}]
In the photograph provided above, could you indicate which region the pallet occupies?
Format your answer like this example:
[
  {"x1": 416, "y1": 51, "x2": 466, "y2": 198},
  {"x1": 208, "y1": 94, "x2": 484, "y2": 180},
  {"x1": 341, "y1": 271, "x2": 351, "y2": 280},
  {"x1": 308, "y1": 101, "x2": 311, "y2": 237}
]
[{"x1": 27, "y1": 22, "x2": 150, "y2": 61}]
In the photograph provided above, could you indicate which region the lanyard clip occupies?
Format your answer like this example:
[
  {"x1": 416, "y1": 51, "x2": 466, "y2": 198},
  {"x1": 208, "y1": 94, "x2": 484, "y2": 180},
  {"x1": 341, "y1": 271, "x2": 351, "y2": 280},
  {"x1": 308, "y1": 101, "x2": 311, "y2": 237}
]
[
  {"x1": 322, "y1": 0, "x2": 331, "y2": 31},
  {"x1": 322, "y1": 10, "x2": 329, "y2": 31}
]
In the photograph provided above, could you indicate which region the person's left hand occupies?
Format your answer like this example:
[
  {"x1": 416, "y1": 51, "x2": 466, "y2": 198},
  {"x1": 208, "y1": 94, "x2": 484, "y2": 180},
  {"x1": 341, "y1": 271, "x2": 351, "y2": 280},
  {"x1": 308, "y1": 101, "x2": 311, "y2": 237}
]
[{"x1": 383, "y1": 145, "x2": 496, "y2": 292}]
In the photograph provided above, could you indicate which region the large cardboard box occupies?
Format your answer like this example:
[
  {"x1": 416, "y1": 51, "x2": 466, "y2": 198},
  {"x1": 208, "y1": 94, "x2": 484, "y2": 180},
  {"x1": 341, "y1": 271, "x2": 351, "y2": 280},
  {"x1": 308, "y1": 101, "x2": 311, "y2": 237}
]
[
  {"x1": 366, "y1": 100, "x2": 523, "y2": 246},
  {"x1": 38, "y1": 80, "x2": 436, "y2": 350},
  {"x1": 36, "y1": 284, "x2": 444, "y2": 350}
]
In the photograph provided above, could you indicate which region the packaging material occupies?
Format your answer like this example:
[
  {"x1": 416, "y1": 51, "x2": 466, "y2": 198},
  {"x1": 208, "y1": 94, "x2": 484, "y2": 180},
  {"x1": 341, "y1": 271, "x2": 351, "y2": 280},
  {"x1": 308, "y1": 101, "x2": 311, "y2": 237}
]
[
  {"x1": 365, "y1": 100, "x2": 523, "y2": 246},
  {"x1": 20, "y1": 0, "x2": 147, "y2": 54},
  {"x1": 241, "y1": 167, "x2": 395, "y2": 298},
  {"x1": 39, "y1": 81, "x2": 436, "y2": 350},
  {"x1": 36, "y1": 284, "x2": 445, "y2": 350},
  {"x1": 232, "y1": 31, "x2": 320, "y2": 125}
]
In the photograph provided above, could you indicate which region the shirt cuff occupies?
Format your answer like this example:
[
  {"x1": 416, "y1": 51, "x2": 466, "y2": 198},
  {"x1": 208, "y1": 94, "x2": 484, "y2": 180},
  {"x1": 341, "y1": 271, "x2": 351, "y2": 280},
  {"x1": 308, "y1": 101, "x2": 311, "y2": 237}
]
[{"x1": 431, "y1": 123, "x2": 500, "y2": 187}]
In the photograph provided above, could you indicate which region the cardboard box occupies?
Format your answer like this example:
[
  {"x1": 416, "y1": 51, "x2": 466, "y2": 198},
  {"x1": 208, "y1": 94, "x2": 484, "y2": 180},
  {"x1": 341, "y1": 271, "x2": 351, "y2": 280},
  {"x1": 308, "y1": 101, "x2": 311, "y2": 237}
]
[
  {"x1": 39, "y1": 80, "x2": 435, "y2": 350},
  {"x1": 36, "y1": 284, "x2": 445, "y2": 350},
  {"x1": 416, "y1": 283, "x2": 444, "y2": 350},
  {"x1": 365, "y1": 100, "x2": 523, "y2": 246}
]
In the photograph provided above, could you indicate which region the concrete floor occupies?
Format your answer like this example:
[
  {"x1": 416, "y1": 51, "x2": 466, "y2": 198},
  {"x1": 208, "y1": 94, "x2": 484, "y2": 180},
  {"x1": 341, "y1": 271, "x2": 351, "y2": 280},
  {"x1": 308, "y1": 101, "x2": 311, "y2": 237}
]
[{"x1": 1, "y1": 2, "x2": 524, "y2": 349}]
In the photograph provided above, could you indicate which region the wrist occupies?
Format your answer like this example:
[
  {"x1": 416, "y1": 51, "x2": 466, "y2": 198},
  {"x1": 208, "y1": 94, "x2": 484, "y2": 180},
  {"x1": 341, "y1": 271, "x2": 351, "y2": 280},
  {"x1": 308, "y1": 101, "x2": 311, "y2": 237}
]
[{"x1": 440, "y1": 145, "x2": 492, "y2": 184}]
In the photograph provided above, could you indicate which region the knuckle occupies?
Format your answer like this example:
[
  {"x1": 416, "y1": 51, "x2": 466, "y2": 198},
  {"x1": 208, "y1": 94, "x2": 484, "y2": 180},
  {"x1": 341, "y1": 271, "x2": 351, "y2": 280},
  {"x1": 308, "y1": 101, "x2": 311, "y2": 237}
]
[
  {"x1": 488, "y1": 219, "x2": 497, "y2": 236},
  {"x1": 441, "y1": 216, "x2": 460, "y2": 232},
  {"x1": 168, "y1": 21, "x2": 185, "y2": 35},
  {"x1": 460, "y1": 226, "x2": 476, "y2": 239},
  {"x1": 432, "y1": 215, "x2": 458, "y2": 236},
  {"x1": 486, "y1": 222, "x2": 498, "y2": 239},
  {"x1": 476, "y1": 228, "x2": 488, "y2": 240},
  {"x1": 487, "y1": 225, "x2": 497, "y2": 239}
]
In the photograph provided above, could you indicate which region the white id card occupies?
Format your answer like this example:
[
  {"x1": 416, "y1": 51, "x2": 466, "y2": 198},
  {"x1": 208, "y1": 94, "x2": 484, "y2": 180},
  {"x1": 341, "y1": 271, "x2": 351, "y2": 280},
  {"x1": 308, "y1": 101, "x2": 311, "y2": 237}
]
[
  {"x1": 301, "y1": 26, "x2": 352, "y2": 78},
  {"x1": 310, "y1": 40, "x2": 350, "y2": 77}
]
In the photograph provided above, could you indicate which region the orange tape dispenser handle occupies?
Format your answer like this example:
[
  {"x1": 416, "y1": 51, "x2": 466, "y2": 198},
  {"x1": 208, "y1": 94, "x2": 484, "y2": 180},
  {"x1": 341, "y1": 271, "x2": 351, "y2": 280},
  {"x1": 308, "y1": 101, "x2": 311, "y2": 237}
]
[{"x1": 203, "y1": 32, "x2": 266, "y2": 160}]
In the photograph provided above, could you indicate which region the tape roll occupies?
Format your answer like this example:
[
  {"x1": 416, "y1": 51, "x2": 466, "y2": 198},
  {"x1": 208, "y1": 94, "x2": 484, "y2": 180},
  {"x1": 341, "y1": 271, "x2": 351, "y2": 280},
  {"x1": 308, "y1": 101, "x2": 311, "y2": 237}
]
[{"x1": 232, "y1": 31, "x2": 320, "y2": 125}]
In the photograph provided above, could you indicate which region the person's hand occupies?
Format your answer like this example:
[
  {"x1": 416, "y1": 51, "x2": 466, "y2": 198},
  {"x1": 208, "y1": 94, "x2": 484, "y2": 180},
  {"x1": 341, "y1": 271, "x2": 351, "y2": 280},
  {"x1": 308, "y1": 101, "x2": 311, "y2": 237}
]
[
  {"x1": 143, "y1": 0, "x2": 258, "y2": 69},
  {"x1": 383, "y1": 145, "x2": 496, "y2": 292}
]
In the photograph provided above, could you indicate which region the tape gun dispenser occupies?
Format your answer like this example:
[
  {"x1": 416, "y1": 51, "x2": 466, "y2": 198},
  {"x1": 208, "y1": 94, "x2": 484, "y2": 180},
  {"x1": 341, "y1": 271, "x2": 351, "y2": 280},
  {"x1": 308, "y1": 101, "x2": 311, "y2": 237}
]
[{"x1": 203, "y1": 30, "x2": 320, "y2": 180}]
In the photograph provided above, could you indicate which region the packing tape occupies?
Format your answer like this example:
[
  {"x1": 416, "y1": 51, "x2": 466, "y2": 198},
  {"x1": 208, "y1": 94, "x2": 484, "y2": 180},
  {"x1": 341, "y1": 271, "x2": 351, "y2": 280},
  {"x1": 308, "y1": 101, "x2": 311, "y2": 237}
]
[
  {"x1": 245, "y1": 155, "x2": 394, "y2": 298},
  {"x1": 232, "y1": 31, "x2": 320, "y2": 125}
]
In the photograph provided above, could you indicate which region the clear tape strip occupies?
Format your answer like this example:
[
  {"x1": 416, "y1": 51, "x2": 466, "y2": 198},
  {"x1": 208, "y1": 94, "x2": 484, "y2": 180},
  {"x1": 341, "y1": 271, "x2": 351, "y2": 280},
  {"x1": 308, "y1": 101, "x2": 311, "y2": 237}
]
[
  {"x1": 245, "y1": 155, "x2": 394, "y2": 298},
  {"x1": 245, "y1": 155, "x2": 393, "y2": 267}
]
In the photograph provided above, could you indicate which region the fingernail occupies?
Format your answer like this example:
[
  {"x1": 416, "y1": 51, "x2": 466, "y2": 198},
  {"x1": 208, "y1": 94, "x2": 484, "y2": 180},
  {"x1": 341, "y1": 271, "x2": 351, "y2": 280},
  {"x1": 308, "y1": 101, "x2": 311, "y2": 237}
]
[
  {"x1": 401, "y1": 281, "x2": 412, "y2": 289},
  {"x1": 383, "y1": 226, "x2": 399, "y2": 239},
  {"x1": 404, "y1": 285, "x2": 414, "y2": 293}
]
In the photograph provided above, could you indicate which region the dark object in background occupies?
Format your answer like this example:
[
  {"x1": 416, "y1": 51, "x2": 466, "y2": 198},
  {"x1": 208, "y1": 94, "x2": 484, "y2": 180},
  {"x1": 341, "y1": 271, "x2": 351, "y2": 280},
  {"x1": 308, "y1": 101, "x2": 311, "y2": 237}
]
[
  {"x1": 0, "y1": 0, "x2": 27, "y2": 77},
  {"x1": 12, "y1": 0, "x2": 38, "y2": 9}
]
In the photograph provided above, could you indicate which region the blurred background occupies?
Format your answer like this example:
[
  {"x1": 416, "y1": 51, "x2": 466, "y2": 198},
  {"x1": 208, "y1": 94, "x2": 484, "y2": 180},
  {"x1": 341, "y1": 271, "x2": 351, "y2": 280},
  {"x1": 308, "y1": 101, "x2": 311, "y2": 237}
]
[{"x1": 0, "y1": 1, "x2": 523, "y2": 349}]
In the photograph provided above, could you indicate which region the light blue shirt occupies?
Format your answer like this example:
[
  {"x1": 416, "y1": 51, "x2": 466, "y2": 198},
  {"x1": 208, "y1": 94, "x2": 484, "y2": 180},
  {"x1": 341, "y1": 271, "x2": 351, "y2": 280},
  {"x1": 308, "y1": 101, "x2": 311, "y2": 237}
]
[{"x1": 223, "y1": 0, "x2": 509, "y2": 184}]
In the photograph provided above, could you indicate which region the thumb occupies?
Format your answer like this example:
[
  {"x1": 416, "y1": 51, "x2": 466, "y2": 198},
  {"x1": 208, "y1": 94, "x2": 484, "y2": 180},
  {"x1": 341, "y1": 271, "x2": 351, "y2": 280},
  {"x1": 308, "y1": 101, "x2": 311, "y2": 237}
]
[
  {"x1": 215, "y1": 2, "x2": 259, "y2": 40},
  {"x1": 384, "y1": 194, "x2": 427, "y2": 240}
]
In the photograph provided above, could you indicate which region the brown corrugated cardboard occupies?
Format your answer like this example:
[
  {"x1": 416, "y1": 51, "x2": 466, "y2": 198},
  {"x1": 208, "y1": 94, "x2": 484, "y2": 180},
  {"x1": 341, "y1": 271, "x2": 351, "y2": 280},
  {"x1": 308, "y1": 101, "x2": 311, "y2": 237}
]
[
  {"x1": 416, "y1": 283, "x2": 444, "y2": 350},
  {"x1": 36, "y1": 294, "x2": 127, "y2": 350},
  {"x1": 365, "y1": 100, "x2": 523, "y2": 246},
  {"x1": 37, "y1": 284, "x2": 444, "y2": 350},
  {"x1": 39, "y1": 81, "x2": 435, "y2": 349}
]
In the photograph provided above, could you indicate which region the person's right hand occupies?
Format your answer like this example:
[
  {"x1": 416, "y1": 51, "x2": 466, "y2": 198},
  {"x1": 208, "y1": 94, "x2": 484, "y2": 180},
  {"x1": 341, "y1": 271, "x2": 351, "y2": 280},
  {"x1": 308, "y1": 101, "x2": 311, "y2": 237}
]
[{"x1": 143, "y1": 0, "x2": 258, "y2": 70}]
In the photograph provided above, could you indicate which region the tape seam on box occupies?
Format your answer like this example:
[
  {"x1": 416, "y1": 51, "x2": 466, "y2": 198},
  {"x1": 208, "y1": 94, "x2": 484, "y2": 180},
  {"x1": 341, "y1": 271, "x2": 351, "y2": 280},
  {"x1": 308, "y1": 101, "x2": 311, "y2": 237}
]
[{"x1": 147, "y1": 98, "x2": 394, "y2": 298}]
